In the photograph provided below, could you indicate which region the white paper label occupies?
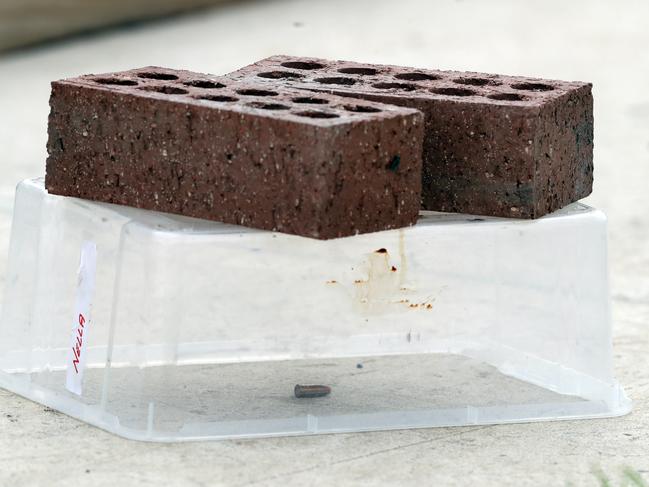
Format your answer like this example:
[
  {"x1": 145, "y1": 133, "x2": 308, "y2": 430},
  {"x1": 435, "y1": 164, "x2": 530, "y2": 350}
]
[{"x1": 65, "y1": 241, "x2": 97, "y2": 396}]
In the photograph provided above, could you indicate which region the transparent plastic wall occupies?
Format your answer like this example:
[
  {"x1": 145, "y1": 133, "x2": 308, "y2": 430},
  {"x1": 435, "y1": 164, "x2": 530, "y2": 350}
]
[{"x1": 0, "y1": 179, "x2": 630, "y2": 441}]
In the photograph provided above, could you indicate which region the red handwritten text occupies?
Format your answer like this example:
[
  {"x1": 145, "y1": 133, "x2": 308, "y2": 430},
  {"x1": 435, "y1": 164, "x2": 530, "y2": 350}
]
[{"x1": 71, "y1": 313, "x2": 86, "y2": 374}]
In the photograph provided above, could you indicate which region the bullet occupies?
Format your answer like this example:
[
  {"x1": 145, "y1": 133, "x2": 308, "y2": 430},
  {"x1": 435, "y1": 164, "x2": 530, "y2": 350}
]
[{"x1": 294, "y1": 384, "x2": 331, "y2": 398}]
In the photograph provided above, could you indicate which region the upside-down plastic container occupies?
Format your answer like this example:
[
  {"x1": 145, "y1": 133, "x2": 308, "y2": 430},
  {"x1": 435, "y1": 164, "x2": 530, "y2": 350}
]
[{"x1": 0, "y1": 178, "x2": 630, "y2": 441}]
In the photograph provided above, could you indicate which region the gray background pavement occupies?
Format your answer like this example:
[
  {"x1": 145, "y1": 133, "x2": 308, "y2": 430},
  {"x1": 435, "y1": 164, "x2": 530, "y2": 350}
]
[{"x1": 0, "y1": 0, "x2": 648, "y2": 485}]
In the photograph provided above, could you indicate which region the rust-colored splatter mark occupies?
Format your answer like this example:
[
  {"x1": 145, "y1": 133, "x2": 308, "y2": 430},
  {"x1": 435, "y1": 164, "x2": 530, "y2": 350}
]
[
  {"x1": 352, "y1": 233, "x2": 437, "y2": 314},
  {"x1": 326, "y1": 280, "x2": 337, "y2": 284},
  {"x1": 354, "y1": 247, "x2": 399, "y2": 310},
  {"x1": 399, "y1": 297, "x2": 435, "y2": 310}
]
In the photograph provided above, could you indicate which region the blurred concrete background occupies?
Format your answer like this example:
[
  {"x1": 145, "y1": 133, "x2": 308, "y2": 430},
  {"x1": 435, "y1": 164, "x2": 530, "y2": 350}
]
[
  {"x1": 0, "y1": 0, "x2": 648, "y2": 485},
  {"x1": 0, "y1": 0, "x2": 231, "y2": 51}
]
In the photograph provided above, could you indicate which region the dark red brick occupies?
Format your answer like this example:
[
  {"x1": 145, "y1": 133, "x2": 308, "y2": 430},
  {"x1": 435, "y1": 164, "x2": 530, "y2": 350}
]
[
  {"x1": 227, "y1": 55, "x2": 594, "y2": 219},
  {"x1": 45, "y1": 67, "x2": 424, "y2": 239}
]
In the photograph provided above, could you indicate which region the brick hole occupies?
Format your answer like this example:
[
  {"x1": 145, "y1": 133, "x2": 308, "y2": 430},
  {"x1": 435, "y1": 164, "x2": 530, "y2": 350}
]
[
  {"x1": 139, "y1": 85, "x2": 188, "y2": 95},
  {"x1": 338, "y1": 67, "x2": 378, "y2": 75},
  {"x1": 236, "y1": 88, "x2": 278, "y2": 96},
  {"x1": 314, "y1": 77, "x2": 357, "y2": 85},
  {"x1": 453, "y1": 77, "x2": 494, "y2": 86},
  {"x1": 395, "y1": 72, "x2": 440, "y2": 81},
  {"x1": 488, "y1": 92, "x2": 526, "y2": 101},
  {"x1": 431, "y1": 87, "x2": 476, "y2": 96},
  {"x1": 183, "y1": 80, "x2": 226, "y2": 88},
  {"x1": 280, "y1": 61, "x2": 325, "y2": 70},
  {"x1": 344, "y1": 104, "x2": 382, "y2": 113},
  {"x1": 295, "y1": 111, "x2": 340, "y2": 119},
  {"x1": 292, "y1": 96, "x2": 329, "y2": 104},
  {"x1": 373, "y1": 82, "x2": 418, "y2": 91},
  {"x1": 93, "y1": 78, "x2": 138, "y2": 86},
  {"x1": 136, "y1": 72, "x2": 179, "y2": 80},
  {"x1": 196, "y1": 94, "x2": 239, "y2": 102},
  {"x1": 257, "y1": 71, "x2": 305, "y2": 79},
  {"x1": 248, "y1": 102, "x2": 290, "y2": 110},
  {"x1": 511, "y1": 82, "x2": 555, "y2": 92}
]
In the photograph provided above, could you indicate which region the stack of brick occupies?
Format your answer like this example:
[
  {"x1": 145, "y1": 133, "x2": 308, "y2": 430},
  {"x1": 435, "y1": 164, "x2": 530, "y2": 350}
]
[{"x1": 45, "y1": 57, "x2": 593, "y2": 239}]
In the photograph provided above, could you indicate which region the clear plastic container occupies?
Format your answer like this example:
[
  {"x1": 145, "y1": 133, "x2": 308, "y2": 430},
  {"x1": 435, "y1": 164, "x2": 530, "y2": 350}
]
[{"x1": 0, "y1": 178, "x2": 630, "y2": 441}]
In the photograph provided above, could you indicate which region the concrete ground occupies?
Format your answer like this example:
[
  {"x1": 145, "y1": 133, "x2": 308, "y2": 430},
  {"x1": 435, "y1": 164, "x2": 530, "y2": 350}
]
[{"x1": 0, "y1": 0, "x2": 648, "y2": 485}]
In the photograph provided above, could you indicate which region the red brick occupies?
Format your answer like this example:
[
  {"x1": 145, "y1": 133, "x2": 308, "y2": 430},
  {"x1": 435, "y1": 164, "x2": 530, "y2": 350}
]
[
  {"x1": 45, "y1": 67, "x2": 424, "y2": 239},
  {"x1": 227, "y1": 55, "x2": 594, "y2": 218}
]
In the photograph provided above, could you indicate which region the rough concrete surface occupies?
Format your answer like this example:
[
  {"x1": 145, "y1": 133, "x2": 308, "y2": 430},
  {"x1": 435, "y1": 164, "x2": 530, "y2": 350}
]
[{"x1": 0, "y1": 0, "x2": 648, "y2": 485}]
